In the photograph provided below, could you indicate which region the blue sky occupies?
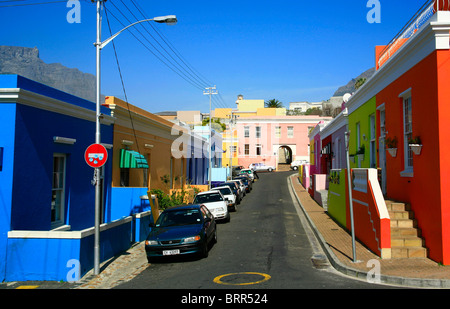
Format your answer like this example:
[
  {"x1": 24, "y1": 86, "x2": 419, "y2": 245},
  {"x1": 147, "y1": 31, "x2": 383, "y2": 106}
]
[{"x1": 1, "y1": 0, "x2": 429, "y2": 113}]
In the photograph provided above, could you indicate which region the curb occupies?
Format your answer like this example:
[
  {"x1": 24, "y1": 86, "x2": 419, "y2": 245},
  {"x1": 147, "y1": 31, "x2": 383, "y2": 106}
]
[{"x1": 288, "y1": 175, "x2": 450, "y2": 289}]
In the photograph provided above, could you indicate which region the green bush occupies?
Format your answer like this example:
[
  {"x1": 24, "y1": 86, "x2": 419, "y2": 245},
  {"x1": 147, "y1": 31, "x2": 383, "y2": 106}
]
[{"x1": 150, "y1": 189, "x2": 187, "y2": 210}]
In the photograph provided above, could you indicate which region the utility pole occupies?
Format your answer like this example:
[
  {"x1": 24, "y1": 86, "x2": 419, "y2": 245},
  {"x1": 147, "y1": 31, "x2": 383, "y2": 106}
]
[
  {"x1": 204, "y1": 86, "x2": 218, "y2": 190},
  {"x1": 93, "y1": 0, "x2": 104, "y2": 276},
  {"x1": 228, "y1": 110, "x2": 237, "y2": 180}
]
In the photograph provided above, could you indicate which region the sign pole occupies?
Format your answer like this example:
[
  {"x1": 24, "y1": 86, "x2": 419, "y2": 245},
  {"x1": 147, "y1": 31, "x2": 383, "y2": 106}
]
[
  {"x1": 94, "y1": 0, "x2": 103, "y2": 276},
  {"x1": 345, "y1": 131, "x2": 357, "y2": 263}
]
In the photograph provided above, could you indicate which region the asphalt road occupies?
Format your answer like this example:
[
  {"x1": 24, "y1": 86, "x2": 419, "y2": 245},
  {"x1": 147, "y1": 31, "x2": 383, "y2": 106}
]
[{"x1": 116, "y1": 171, "x2": 389, "y2": 291}]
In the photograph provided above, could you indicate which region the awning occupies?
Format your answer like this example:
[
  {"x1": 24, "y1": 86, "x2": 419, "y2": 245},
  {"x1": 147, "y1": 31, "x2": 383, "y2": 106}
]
[{"x1": 120, "y1": 149, "x2": 149, "y2": 169}]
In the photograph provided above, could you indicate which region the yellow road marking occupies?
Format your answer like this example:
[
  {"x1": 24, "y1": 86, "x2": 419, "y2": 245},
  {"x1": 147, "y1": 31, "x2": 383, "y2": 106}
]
[
  {"x1": 15, "y1": 285, "x2": 39, "y2": 289},
  {"x1": 213, "y1": 272, "x2": 271, "y2": 286}
]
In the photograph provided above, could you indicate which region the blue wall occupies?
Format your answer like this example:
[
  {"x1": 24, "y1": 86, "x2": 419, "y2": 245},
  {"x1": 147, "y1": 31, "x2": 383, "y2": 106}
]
[
  {"x1": 0, "y1": 103, "x2": 17, "y2": 281},
  {"x1": 108, "y1": 187, "x2": 150, "y2": 222},
  {"x1": 0, "y1": 75, "x2": 115, "y2": 281},
  {"x1": 6, "y1": 218, "x2": 133, "y2": 282}
]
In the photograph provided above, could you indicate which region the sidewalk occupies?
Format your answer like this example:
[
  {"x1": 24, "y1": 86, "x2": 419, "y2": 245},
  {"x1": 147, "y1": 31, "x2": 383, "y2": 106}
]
[
  {"x1": 289, "y1": 174, "x2": 450, "y2": 288},
  {"x1": 75, "y1": 242, "x2": 149, "y2": 289}
]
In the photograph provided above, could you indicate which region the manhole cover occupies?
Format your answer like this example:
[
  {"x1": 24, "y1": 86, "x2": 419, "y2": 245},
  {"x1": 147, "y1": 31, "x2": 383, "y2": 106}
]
[{"x1": 213, "y1": 272, "x2": 271, "y2": 286}]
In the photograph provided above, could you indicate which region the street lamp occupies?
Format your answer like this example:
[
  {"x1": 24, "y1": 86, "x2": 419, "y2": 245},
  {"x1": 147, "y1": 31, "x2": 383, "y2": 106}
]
[
  {"x1": 93, "y1": 0, "x2": 177, "y2": 275},
  {"x1": 342, "y1": 107, "x2": 357, "y2": 263}
]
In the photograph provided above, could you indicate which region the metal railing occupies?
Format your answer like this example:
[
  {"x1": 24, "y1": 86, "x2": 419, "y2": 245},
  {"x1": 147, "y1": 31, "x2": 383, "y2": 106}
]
[{"x1": 377, "y1": 0, "x2": 439, "y2": 69}]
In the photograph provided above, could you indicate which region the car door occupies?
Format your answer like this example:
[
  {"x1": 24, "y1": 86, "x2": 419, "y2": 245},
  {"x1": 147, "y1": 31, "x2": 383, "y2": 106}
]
[{"x1": 201, "y1": 206, "x2": 215, "y2": 243}]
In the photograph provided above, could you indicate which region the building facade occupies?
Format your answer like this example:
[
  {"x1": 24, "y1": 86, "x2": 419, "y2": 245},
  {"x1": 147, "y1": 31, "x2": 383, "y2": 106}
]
[{"x1": 237, "y1": 115, "x2": 331, "y2": 169}]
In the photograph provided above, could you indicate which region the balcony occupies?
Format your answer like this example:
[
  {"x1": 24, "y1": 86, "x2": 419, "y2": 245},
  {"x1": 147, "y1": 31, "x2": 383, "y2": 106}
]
[{"x1": 376, "y1": 0, "x2": 440, "y2": 70}]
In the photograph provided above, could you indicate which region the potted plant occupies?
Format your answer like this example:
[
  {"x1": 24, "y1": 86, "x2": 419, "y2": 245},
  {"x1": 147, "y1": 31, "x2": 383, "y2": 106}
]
[
  {"x1": 409, "y1": 136, "x2": 422, "y2": 155},
  {"x1": 385, "y1": 136, "x2": 398, "y2": 158},
  {"x1": 356, "y1": 144, "x2": 365, "y2": 161}
]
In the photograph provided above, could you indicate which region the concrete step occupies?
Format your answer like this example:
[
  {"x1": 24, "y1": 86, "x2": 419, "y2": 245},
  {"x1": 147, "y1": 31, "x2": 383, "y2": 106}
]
[
  {"x1": 391, "y1": 227, "x2": 421, "y2": 237},
  {"x1": 386, "y1": 201, "x2": 410, "y2": 211},
  {"x1": 386, "y1": 199, "x2": 428, "y2": 259},
  {"x1": 390, "y1": 218, "x2": 418, "y2": 228},
  {"x1": 389, "y1": 210, "x2": 414, "y2": 220},
  {"x1": 391, "y1": 236, "x2": 424, "y2": 247},
  {"x1": 391, "y1": 246, "x2": 428, "y2": 258}
]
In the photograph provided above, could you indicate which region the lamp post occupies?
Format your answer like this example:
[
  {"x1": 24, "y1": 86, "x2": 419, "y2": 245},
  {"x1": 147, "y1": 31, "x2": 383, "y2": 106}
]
[
  {"x1": 93, "y1": 0, "x2": 177, "y2": 275},
  {"x1": 203, "y1": 86, "x2": 218, "y2": 190},
  {"x1": 343, "y1": 107, "x2": 357, "y2": 263}
]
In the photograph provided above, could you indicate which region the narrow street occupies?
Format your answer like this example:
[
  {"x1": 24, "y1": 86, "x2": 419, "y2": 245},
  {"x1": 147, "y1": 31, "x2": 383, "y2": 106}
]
[{"x1": 116, "y1": 171, "x2": 389, "y2": 290}]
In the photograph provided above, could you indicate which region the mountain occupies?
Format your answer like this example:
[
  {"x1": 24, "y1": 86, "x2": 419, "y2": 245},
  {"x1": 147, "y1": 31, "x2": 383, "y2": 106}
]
[
  {"x1": 333, "y1": 67, "x2": 375, "y2": 96},
  {"x1": 0, "y1": 46, "x2": 96, "y2": 102}
]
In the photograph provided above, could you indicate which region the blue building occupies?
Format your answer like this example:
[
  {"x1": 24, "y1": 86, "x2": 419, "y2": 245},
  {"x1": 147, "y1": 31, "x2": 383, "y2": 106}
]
[{"x1": 0, "y1": 75, "x2": 132, "y2": 282}]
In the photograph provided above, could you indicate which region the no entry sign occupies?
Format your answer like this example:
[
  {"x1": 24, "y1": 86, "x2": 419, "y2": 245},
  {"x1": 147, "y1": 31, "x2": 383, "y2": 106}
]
[{"x1": 85, "y1": 144, "x2": 108, "y2": 168}]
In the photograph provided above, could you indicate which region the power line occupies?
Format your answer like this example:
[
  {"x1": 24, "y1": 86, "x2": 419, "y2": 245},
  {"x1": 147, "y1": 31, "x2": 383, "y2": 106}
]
[
  {"x1": 108, "y1": 0, "x2": 210, "y2": 91},
  {"x1": 0, "y1": 0, "x2": 66, "y2": 7},
  {"x1": 129, "y1": 0, "x2": 214, "y2": 88},
  {"x1": 105, "y1": 3, "x2": 207, "y2": 91},
  {"x1": 106, "y1": 0, "x2": 232, "y2": 108},
  {"x1": 104, "y1": 5, "x2": 142, "y2": 155}
]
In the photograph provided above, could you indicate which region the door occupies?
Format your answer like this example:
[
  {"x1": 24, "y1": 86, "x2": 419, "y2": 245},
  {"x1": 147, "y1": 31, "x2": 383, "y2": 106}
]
[{"x1": 378, "y1": 108, "x2": 387, "y2": 195}]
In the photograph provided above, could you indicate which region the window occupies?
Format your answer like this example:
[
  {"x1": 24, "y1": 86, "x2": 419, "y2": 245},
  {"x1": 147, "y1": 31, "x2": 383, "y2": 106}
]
[
  {"x1": 244, "y1": 126, "x2": 250, "y2": 138},
  {"x1": 120, "y1": 168, "x2": 130, "y2": 187},
  {"x1": 0, "y1": 147, "x2": 3, "y2": 172},
  {"x1": 245, "y1": 144, "x2": 250, "y2": 155},
  {"x1": 256, "y1": 144, "x2": 262, "y2": 156},
  {"x1": 356, "y1": 122, "x2": 361, "y2": 167},
  {"x1": 403, "y1": 96, "x2": 413, "y2": 171},
  {"x1": 275, "y1": 126, "x2": 281, "y2": 138},
  {"x1": 255, "y1": 126, "x2": 261, "y2": 138},
  {"x1": 369, "y1": 114, "x2": 376, "y2": 168},
  {"x1": 288, "y1": 127, "x2": 294, "y2": 138},
  {"x1": 230, "y1": 145, "x2": 237, "y2": 157},
  {"x1": 52, "y1": 154, "x2": 66, "y2": 228}
]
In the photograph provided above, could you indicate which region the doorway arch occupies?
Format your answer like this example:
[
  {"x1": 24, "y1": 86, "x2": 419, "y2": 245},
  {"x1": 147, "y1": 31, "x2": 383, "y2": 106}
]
[{"x1": 278, "y1": 145, "x2": 293, "y2": 167}]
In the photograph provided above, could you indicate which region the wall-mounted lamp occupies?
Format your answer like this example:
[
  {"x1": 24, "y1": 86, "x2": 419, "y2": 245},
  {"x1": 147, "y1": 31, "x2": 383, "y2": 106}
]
[{"x1": 53, "y1": 136, "x2": 76, "y2": 145}]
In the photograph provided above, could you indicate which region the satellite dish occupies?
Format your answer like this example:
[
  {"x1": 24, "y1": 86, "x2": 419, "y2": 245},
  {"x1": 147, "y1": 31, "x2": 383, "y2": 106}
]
[{"x1": 343, "y1": 93, "x2": 352, "y2": 103}]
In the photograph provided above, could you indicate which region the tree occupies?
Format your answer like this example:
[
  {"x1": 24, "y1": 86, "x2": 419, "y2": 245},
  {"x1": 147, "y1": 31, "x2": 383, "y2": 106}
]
[
  {"x1": 265, "y1": 99, "x2": 283, "y2": 108},
  {"x1": 202, "y1": 117, "x2": 226, "y2": 132},
  {"x1": 355, "y1": 78, "x2": 367, "y2": 90}
]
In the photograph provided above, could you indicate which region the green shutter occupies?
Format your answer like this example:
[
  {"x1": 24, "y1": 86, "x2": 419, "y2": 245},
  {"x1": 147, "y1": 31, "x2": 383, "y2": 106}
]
[{"x1": 120, "y1": 149, "x2": 149, "y2": 169}]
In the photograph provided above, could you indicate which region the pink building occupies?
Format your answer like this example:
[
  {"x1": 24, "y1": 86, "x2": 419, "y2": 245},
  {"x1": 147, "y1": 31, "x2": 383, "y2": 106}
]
[{"x1": 236, "y1": 115, "x2": 332, "y2": 169}]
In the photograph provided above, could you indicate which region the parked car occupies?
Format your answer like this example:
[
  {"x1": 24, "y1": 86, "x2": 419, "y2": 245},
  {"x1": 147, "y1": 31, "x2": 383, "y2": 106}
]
[
  {"x1": 193, "y1": 190, "x2": 230, "y2": 222},
  {"x1": 220, "y1": 182, "x2": 242, "y2": 204},
  {"x1": 239, "y1": 168, "x2": 255, "y2": 182},
  {"x1": 230, "y1": 179, "x2": 246, "y2": 197},
  {"x1": 212, "y1": 186, "x2": 237, "y2": 211},
  {"x1": 249, "y1": 163, "x2": 275, "y2": 172},
  {"x1": 234, "y1": 175, "x2": 252, "y2": 192},
  {"x1": 231, "y1": 165, "x2": 245, "y2": 177},
  {"x1": 290, "y1": 160, "x2": 307, "y2": 171},
  {"x1": 145, "y1": 204, "x2": 217, "y2": 261}
]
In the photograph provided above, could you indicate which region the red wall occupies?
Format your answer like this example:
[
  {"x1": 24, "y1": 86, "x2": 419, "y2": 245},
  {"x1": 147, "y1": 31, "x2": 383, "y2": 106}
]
[{"x1": 376, "y1": 50, "x2": 450, "y2": 263}]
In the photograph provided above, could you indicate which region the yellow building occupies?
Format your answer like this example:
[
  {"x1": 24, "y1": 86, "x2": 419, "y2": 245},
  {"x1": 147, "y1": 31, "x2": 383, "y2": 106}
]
[
  {"x1": 104, "y1": 96, "x2": 188, "y2": 193},
  {"x1": 221, "y1": 129, "x2": 239, "y2": 167}
]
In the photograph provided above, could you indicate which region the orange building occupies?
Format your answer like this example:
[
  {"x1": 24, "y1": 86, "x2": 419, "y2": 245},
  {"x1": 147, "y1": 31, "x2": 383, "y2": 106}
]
[{"x1": 356, "y1": 9, "x2": 450, "y2": 264}]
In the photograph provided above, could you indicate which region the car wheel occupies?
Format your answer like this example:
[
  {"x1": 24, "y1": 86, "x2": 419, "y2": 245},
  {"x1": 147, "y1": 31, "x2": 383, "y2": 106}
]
[
  {"x1": 268, "y1": 168, "x2": 273, "y2": 172},
  {"x1": 201, "y1": 240, "x2": 209, "y2": 258},
  {"x1": 293, "y1": 166, "x2": 298, "y2": 171},
  {"x1": 213, "y1": 229, "x2": 218, "y2": 244}
]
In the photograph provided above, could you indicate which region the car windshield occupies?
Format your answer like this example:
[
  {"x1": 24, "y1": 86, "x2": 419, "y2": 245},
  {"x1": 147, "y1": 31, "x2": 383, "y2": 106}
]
[
  {"x1": 194, "y1": 192, "x2": 223, "y2": 203},
  {"x1": 236, "y1": 178, "x2": 248, "y2": 184},
  {"x1": 223, "y1": 183, "x2": 236, "y2": 190},
  {"x1": 156, "y1": 209, "x2": 202, "y2": 227},
  {"x1": 214, "y1": 188, "x2": 231, "y2": 195}
]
